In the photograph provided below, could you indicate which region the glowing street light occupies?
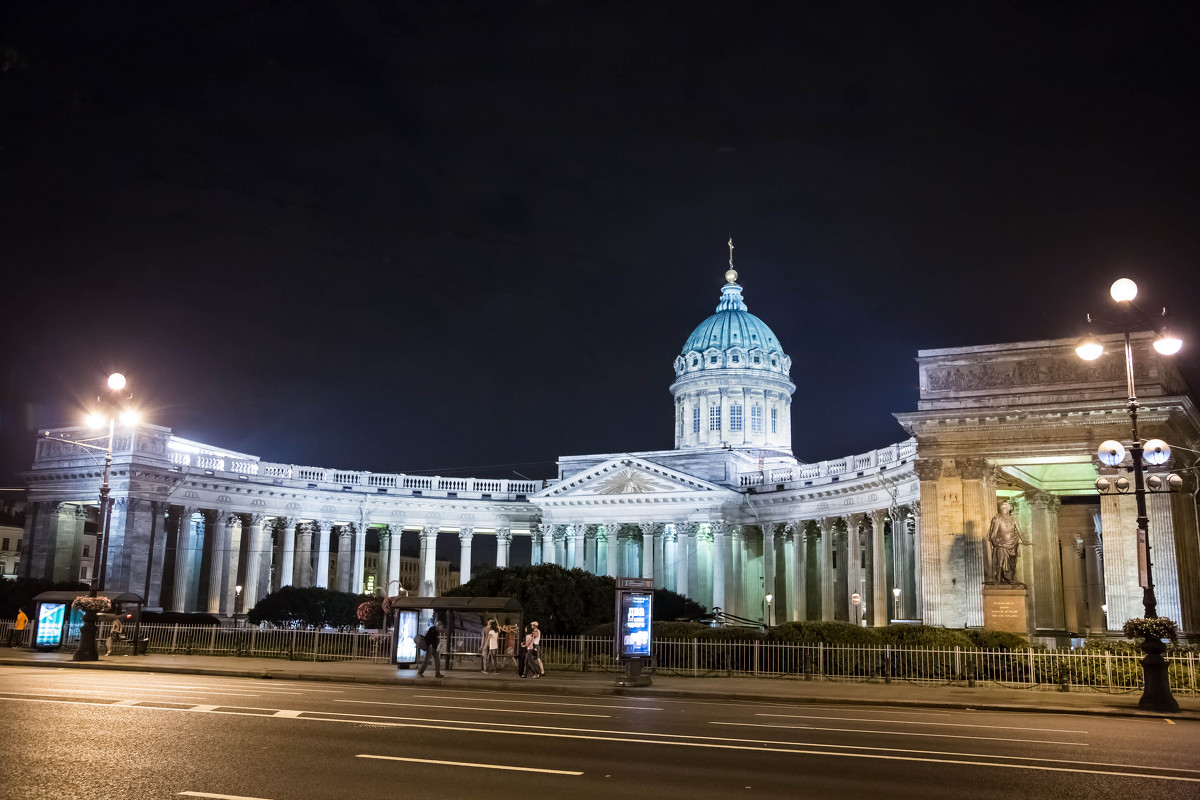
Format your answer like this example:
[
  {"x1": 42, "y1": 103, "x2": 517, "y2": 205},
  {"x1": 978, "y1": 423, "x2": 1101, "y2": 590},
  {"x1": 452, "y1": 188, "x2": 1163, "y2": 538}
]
[
  {"x1": 1077, "y1": 278, "x2": 1182, "y2": 713},
  {"x1": 763, "y1": 593, "x2": 774, "y2": 628},
  {"x1": 892, "y1": 586, "x2": 901, "y2": 621}
]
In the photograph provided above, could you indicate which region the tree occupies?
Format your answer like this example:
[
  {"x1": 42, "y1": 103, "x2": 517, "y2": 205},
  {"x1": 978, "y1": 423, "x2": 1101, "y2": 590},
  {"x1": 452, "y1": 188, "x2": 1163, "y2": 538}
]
[{"x1": 447, "y1": 564, "x2": 707, "y2": 635}]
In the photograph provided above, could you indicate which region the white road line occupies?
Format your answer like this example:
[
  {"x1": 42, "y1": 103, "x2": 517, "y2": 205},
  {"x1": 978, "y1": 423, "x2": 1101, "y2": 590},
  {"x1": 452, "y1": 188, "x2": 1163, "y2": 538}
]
[
  {"x1": 112, "y1": 699, "x2": 140, "y2": 706},
  {"x1": 412, "y1": 693, "x2": 662, "y2": 710},
  {"x1": 190, "y1": 704, "x2": 220, "y2": 712},
  {"x1": 178, "y1": 792, "x2": 276, "y2": 800},
  {"x1": 356, "y1": 754, "x2": 582, "y2": 775},
  {"x1": 711, "y1": 721, "x2": 1087, "y2": 746},
  {"x1": 2, "y1": 695, "x2": 1195, "y2": 781},
  {"x1": 334, "y1": 699, "x2": 609, "y2": 718},
  {"x1": 273, "y1": 710, "x2": 302, "y2": 718},
  {"x1": 755, "y1": 712, "x2": 1088, "y2": 734}
]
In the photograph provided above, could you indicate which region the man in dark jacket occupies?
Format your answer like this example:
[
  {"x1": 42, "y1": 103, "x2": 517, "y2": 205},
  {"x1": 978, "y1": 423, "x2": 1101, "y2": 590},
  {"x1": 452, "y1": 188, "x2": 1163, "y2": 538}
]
[{"x1": 417, "y1": 618, "x2": 443, "y2": 677}]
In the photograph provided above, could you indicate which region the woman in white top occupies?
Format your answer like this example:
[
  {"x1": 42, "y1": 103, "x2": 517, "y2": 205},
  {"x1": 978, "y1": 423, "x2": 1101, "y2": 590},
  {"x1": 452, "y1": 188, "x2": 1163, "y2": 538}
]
[{"x1": 482, "y1": 620, "x2": 500, "y2": 673}]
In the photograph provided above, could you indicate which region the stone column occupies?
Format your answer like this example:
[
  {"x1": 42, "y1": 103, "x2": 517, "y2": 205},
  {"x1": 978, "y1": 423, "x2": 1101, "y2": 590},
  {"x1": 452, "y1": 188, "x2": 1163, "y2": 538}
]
[
  {"x1": 1147, "y1": 491, "x2": 1183, "y2": 624},
  {"x1": 791, "y1": 522, "x2": 808, "y2": 622},
  {"x1": 169, "y1": 508, "x2": 196, "y2": 612},
  {"x1": 122, "y1": 500, "x2": 159, "y2": 596},
  {"x1": 846, "y1": 514, "x2": 864, "y2": 624},
  {"x1": 565, "y1": 524, "x2": 579, "y2": 570},
  {"x1": 1025, "y1": 490, "x2": 1065, "y2": 632},
  {"x1": 208, "y1": 513, "x2": 233, "y2": 614},
  {"x1": 914, "y1": 460, "x2": 943, "y2": 627},
  {"x1": 711, "y1": 522, "x2": 729, "y2": 614},
  {"x1": 224, "y1": 514, "x2": 243, "y2": 615},
  {"x1": 241, "y1": 514, "x2": 265, "y2": 606},
  {"x1": 295, "y1": 522, "x2": 314, "y2": 587},
  {"x1": 819, "y1": 517, "x2": 837, "y2": 621},
  {"x1": 908, "y1": 503, "x2": 923, "y2": 620},
  {"x1": 675, "y1": 522, "x2": 694, "y2": 599},
  {"x1": 353, "y1": 522, "x2": 368, "y2": 595},
  {"x1": 458, "y1": 527, "x2": 475, "y2": 584},
  {"x1": 869, "y1": 509, "x2": 888, "y2": 626},
  {"x1": 419, "y1": 525, "x2": 438, "y2": 596},
  {"x1": 376, "y1": 526, "x2": 391, "y2": 591},
  {"x1": 605, "y1": 523, "x2": 621, "y2": 577},
  {"x1": 334, "y1": 525, "x2": 353, "y2": 592},
  {"x1": 276, "y1": 517, "x2": 297, "y2": 590},
  {"x1": 639, "y1": 523, "x2": 659, "y2": 582},
  {"x1": 495, "y1": 528, "x2": 512, "y2": 569},
  {"x1": 729, "y1": 525, "x2": 745, "y2": 618},
  {"x1": 314, "y1": 520, "x2": 332, "y2": 588},
  {"x1": 387, "y1": 525, "x2": 404, "y2": 594},
  {"x1": 762, "y1": 523, "x2": 781, "y2": 623},
  {"x1": 530, "y1": 524, "x2": 544, "y2": 565},
  {"x1": 584, "y1": 526, "x2": 598, "y2": 573},
  {"x1": 959, "y1": 458, "x2": 990, "y2": 628},
  {"x1": 538, "y1": 523, "x2": 555, "y2": 566}
]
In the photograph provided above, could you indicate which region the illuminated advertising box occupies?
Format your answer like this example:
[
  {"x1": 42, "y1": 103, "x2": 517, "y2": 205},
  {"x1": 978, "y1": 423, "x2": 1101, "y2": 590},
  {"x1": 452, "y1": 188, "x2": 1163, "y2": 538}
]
[
  {"x1": 35, "y1": 603, "x2": 66, "y2": 648},
  {"x1": 615, "y1": 578, "x2": 653, "y2": 661},
  {"x1": 393, "y1": 610, "x2": 419, "y2": 665}
]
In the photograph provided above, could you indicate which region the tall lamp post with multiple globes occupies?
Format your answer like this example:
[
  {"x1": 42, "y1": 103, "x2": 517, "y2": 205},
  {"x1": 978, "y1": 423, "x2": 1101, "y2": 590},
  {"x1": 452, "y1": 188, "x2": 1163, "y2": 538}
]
[
  {"x1": 43, "y1": 372, "x2": 139, "y2": 661},
  {"x1": 1075, "y1": 278, "x2": 1182, "y2": 713}
]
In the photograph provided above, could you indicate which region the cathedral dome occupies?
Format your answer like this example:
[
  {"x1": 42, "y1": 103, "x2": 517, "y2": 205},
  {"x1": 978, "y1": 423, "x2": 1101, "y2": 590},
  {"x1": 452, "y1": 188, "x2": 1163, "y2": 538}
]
[
  {"x1": 681, "y1": 280, "x2": 785, "y2": 357},
  {"x1": 670, "y1": 267, "x2": 795, "y2": 452}
]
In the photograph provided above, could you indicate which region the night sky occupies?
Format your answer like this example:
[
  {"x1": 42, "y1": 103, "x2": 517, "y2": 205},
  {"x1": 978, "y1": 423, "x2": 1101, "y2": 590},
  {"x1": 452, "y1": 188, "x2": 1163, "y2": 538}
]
[{"x1": 3, "y1": 2, "x2": 1199, "y2": 489}]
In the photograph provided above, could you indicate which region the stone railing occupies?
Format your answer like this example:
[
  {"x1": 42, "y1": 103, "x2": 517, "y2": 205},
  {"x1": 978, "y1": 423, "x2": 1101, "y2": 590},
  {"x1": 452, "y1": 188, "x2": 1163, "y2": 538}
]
[
  {"x1": 737, "y1": 439, "x2": 917, "y2": 488},
  {"x1": 162, "y1": 436, "x2": 542, "y2": 500}
]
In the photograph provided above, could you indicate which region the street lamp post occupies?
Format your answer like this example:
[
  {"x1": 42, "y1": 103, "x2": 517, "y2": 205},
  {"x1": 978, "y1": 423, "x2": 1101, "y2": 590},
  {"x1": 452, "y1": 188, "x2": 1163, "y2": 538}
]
[
  {"x1": 1076, "y1": 278, "x2": 1182, "y2": 713},
  {"x1": 762, "y1": 593, "x2": 773, "y2": 628},
  {"x1": 234, "y1": 585, "x2": 244, "y2": 627},
  {"x1": 893, "y1": 586, "x2": 901, "y2": 621}
]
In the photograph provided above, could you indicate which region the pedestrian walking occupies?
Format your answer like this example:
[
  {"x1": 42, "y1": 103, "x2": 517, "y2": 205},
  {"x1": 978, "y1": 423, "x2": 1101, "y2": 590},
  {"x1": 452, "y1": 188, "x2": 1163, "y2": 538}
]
[
  {"x1": 416, "y1": 618, "x2": 443, "y2": 677},
  {"x1": 482, "y1": 619, "x2": 499, "y2": 673},
  {"x1": 524, "y1": 621, "x2": 544, "y2": 678},
  {"x1": 105, "y1": 615, "x2": 124, "y2": 656},
  {"x1": 8, "y1": 607, "x2": 29, "y2": 647}
]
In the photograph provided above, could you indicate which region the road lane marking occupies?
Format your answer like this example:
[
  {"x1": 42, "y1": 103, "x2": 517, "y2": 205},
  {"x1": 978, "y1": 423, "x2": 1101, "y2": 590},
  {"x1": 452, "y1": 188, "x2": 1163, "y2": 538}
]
[
  {"x1": 357, "y1": 754, "x2": 582, "y2": 775},
  {"x1": 2, "y1": 695, "x2": 1196, "y2": 781},
  {"x1": 112, "y1": 699, "x2": 140, "y2": 706},
  {"x1": 334, "y1": 699, "x2": 609, "y2": 718},
  {"x1": 412, "y1": 693, "x2": 663, "y2": 710},
  {"x1": 712, "y1": 721, "x2": 1087, "y2": 746},
  {"x1": 190, "y1": 704, "x2": 220, "y2": 712},
  {"x1": 755, "y1": 712, "x2": 1089, "y2": 734},
  {"x1": 178, "y1": 792, "x2": 276, "y2": 799}
]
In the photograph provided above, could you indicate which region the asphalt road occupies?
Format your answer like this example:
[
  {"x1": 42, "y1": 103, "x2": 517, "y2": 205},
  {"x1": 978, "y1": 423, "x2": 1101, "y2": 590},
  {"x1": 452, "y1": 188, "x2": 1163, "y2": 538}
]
[{"x1": 1, "y1": 666, "x2": 1197, "y2": 800}]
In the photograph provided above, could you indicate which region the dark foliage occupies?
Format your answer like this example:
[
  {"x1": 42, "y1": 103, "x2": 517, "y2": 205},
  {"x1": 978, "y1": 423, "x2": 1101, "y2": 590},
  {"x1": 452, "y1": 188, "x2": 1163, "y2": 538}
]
[
  {"x1": 246, "y1": 586, "x2": 373, "y2": 629},
  {"x1": 0, "y1": 577, "x2": 89, "y2": 618}
]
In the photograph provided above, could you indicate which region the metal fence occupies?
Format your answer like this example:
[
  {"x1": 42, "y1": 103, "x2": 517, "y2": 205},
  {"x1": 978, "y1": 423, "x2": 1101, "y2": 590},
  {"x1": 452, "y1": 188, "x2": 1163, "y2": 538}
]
[{"x1": 2, "y1": 620, "x2": 1197, "y2": 695}]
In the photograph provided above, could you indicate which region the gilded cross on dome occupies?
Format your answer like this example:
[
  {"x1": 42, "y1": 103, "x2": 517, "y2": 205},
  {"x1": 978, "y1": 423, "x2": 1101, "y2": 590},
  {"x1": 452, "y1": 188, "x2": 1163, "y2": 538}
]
[{"x1": 725, "y1": 238, "x2": 738, "y2": 284}]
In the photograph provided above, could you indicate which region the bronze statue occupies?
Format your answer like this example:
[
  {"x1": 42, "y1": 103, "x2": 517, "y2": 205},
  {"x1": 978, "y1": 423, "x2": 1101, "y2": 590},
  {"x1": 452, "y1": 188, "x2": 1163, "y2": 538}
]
[{"x1": 987, "y1": 500, "x2": 1029, "y2": 584}]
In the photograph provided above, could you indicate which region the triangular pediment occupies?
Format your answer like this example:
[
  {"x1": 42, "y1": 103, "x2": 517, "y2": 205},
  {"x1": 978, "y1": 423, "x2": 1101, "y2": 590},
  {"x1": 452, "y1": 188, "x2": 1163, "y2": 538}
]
[{"x1": 535, "y1": 457, "x2": 730, "y2": 500}]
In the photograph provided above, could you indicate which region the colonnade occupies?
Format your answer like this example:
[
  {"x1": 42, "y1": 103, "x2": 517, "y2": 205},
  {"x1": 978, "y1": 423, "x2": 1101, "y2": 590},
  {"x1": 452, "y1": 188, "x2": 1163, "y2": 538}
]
[{"x1": 534, "y1": 509, "x2": 921, "y2": 625}]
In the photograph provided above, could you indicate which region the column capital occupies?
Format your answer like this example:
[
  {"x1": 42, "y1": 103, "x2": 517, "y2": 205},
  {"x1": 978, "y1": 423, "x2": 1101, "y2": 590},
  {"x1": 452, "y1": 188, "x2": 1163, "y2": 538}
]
[
  {"x1": 639, "y1": 522, "x2": 663, "y2": 536},
  {"x1": 869, "y1": 508, "x2": 888, "y2": 528},
  {"x1": 914, "y1": 459, "x2": 942, "y2": 482},
  {"x1": 710, "y1": 521, "x2": 730, "y2": 538},
  {"x1": 247, "y1": 513, "x2": 265, "y2": 526},
  {"x1": 458, "y1": 527, "x2": 475, "y2": 544},
  {"x1": 675, "y1": 521, "x2": 698, "y2": 537},
  {"x1": 762, "y1": 522, "x2": 785, "y2": 540},
  {"x1": 420, "y1": 525, "x2": 440, "y2": 539},
  {"x1": 957, "y1": 457, "x2": 988, "y2": 481},
  {"x1": 494, "y1": 528, "x2": 512, "y2": 543}
]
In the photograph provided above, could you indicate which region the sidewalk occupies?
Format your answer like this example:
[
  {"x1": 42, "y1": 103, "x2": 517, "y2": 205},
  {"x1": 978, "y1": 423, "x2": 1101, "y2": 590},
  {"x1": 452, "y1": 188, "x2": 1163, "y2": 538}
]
[{"x1": 1, "y1": 648, "x2": 1196, "y2": 720}]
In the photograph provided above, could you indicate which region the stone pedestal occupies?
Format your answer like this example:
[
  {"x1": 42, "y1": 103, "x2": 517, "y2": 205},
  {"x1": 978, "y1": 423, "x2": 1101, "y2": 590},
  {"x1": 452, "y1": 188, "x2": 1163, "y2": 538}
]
[{"x1": 982, "y1": 584, "x2": 1029, "y2": 634}]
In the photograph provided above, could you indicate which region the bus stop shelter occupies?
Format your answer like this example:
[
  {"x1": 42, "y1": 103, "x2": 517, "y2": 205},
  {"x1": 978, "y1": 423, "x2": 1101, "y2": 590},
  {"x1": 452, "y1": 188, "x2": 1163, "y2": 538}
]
[
  {"x1": 30, "y1": 591, "x2": 145, "y2": 651},
  {"x1": 388, "y1": 596, "x2": 523, "y2": 670}
]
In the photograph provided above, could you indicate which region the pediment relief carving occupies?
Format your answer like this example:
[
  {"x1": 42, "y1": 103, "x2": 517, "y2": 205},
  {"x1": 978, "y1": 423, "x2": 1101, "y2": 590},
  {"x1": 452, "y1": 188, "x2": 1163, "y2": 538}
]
[{"x1": 538, "y1": 458, "x2": 726, "y2": 500}]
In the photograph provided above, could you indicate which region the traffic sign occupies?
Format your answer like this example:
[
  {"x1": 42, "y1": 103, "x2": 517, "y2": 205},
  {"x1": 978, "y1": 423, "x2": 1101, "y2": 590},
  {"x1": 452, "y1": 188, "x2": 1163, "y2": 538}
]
[{"x1": 851, "y1": 592, "x2": 861, "y2": 605}]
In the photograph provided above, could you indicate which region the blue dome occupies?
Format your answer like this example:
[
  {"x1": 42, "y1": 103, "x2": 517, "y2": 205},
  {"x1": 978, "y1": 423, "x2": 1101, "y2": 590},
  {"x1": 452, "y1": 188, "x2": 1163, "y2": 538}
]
[{"x1": 681, "y1": 281, "x2": 785, "y2": 356}]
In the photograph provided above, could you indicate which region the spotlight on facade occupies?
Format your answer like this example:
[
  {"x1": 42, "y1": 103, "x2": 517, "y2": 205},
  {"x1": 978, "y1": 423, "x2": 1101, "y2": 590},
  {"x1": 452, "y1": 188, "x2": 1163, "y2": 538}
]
[
  {"x1": 1167, "y1": 474, "x2": 1183, "y2": 492},
  {"x1": 1142, "y1": 439, "x2": 1171, "y2": 465},
  {"x1": 1097, "y1": 440, "x2": 1126, "y2": 466},
  {"x1": 1075, "y1": 334, "x2": 1104, "y2": 361},
  {"x1": 1154, "y1": 328, "x2": 1183, "y2": 355},
  {"x1": 119, "y1": 410, "x2": 139, "y2": 426},
  {"x1": 1095, "y1": 477, "x2": 1111, "y2": 493},
  {"x1": 107, "y1": 372, "x2": 127, "y2": 391},
  {"x1": 1110, "y1": 278, "x2": 1138, "y2": 303},
  {"x1": 1114, "y1": 476, "x2": 1130, "y2": 492},
  {"x1": 1146, "y1": 475, "x2": 1163, "y2": 491}
]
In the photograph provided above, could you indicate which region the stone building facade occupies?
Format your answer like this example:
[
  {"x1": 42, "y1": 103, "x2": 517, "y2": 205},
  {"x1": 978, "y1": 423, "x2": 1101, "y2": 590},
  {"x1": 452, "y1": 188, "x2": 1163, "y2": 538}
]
[{"x1": 19, "y1": 271, "x2": 1200, "y2": 640}]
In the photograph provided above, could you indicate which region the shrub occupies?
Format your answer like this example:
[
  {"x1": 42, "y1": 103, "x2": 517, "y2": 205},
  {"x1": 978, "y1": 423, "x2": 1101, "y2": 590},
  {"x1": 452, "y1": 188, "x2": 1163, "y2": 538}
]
[
  {"x1": 962, "y1": 629, "x2": 1030, "y2": 651},
  {"x1": 140, "y1": 611, "x2": 222, "y2": 626},
  {"x1": 874, "y1": 624, "x2": 974, "y2": 649},
  {"x1": 767, "y1": 620, "x2": 882, "y2": 646},
  {"x1": 247, "y1": 586, "x2": 373, "y2": 629},
  {"x1": 1122, "y1": 617, "x2": 1178, "y2": 642}
]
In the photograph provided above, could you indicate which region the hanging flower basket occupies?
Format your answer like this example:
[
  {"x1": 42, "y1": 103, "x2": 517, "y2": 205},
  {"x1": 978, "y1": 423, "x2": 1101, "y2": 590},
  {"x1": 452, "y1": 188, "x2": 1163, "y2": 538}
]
[
  {"x1": 1122, "y1": 617, "x2": 1178, "y2": 642},
  {"x1": 72, "y1": 596, "x2": 112, "y2": 615}
]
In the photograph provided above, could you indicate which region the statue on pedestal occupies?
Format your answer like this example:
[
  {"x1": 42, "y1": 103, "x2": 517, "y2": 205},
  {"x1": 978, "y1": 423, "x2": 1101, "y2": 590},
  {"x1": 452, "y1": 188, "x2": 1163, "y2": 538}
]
[{"x1": 987, "y1": 500, "x2": 1030, "y2": 585}]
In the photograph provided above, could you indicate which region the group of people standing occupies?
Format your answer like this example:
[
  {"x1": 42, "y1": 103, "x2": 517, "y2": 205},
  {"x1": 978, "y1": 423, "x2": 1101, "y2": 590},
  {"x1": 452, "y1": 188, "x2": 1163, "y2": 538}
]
[{"x1": 414, "y1": 616, "x2": 544, "y2": 679}]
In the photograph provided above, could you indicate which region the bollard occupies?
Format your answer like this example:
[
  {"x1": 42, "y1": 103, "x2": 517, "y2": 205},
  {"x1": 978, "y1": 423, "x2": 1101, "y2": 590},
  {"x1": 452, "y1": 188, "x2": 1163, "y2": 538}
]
[
  {"x1": 883, "y1": 647, "x2": 892, "y2": 685},
  {"x1": 966, "y1": 660, "x2": 975, "y2": 689},
  {"x1": 1058, "y1": 665, "x2": 1070, "y2": 692}
]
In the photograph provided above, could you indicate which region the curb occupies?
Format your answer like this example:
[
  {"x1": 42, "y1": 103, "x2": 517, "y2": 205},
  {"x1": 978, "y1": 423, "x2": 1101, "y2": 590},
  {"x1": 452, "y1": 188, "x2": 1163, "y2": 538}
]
[{"x1": 2, "y1": 656, "x2": 1195, "y2": 721}]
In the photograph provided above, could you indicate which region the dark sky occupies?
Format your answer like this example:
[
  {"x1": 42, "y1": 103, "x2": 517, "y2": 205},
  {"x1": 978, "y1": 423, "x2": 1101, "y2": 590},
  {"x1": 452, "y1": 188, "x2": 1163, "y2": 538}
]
[{"x1": 3, "y1": 1, "x2": 1199, "y2": 488}]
